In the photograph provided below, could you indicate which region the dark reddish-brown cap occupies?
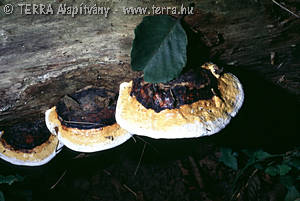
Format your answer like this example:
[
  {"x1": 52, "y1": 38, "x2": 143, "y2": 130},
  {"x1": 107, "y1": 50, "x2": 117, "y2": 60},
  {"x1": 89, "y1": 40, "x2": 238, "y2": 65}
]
[
  {"x1": 0, "y1": 120, "x2": 63, "y2": 166},
  {"x1": 116, "y1": 63, "x2": 244, "y2": 139},
  {"x1": 45, "y1": 86, "x2": 131, "y2": 153}
]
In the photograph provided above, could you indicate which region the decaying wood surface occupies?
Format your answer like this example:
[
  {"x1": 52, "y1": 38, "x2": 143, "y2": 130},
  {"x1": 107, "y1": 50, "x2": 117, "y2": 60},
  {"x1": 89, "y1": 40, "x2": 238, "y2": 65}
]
[{"x1": 0, "y1": 0, "x2": 299, "y2": 126}]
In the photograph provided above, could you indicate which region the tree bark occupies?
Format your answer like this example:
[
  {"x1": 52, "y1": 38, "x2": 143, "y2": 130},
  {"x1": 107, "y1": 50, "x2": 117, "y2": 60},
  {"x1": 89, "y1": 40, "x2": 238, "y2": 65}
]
[{"x1": 0, "y1": 0, "x2": 299, "y2": 125}]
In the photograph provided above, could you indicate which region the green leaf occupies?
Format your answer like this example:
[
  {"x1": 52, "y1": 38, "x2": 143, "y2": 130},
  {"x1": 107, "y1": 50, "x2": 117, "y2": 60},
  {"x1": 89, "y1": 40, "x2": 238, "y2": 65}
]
[
  {"x1": 285, "y1": 186, "x2": 300, "y2": 201},
  {"x1": 131, "y1": 15, "x2": 187, "y2": 83},
  {"x1": 219, "y1": 147, "x2": 238, "y2": 170},
  {"x1": 254, "y1": 150, "x2": 272, "y2": 161},
  {"x1": 0, "y1": 191, "x2": 4, "y2": 201},
  {"x1": 265, "y1": 166, "x2": 278, "y2": 176},
  {"x1": 242, "y1": 149, "x2": 273, "y2": 162},
  {"x1": 0, "y1": 175, "x2": 24, "y2": 185},
  {"x1": 278, "y1": 164, "x2": 292, "y2": 176}
]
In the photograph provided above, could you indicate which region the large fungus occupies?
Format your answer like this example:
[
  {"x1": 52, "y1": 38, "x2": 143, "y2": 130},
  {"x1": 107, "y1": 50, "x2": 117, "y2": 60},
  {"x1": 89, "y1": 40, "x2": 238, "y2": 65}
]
[
  {"x1": 45, "y1": 86, "x2": 131, "y2": 153},
  {"x1": 116, "y1": 63, "x2": 244, "y2": 139},
  {"x1": 0, "y1": 120, "x2": 63, "y2": 166}
]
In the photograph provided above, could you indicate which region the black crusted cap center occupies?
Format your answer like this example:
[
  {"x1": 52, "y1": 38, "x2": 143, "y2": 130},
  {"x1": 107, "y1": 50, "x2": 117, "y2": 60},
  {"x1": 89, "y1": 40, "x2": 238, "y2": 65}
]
[
  {"x1": 130, "y1": 67, "x2": 221, "y2": 113},
  {"x1": 56, "y1": 87, "x2": 117, "y2": 129},
  {"x1": 1, "y1": 121, "x2": 51, "y2": 151}
]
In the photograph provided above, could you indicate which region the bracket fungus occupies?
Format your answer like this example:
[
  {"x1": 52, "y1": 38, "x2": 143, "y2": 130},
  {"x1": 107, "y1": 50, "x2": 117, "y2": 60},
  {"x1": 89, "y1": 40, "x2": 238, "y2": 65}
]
[
  {"x1": 116, "y1": 63, "x2": 244, "y2": 139},
  {"x1": 45, "y1": 86, "x2": 131, "y2": 153},
  {"x1": 0, "y1": 121, "x2": 63, "y2": 166}
]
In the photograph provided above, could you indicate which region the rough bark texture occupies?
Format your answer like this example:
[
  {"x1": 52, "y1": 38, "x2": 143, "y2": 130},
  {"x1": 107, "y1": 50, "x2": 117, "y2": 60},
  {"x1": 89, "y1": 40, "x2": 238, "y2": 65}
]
[
  {"x1": 0, "y1": 0, "x2": 299, "y2": 126},
  {"x1": 184, "y1": 1, "x2": 300, "y2": 97}
]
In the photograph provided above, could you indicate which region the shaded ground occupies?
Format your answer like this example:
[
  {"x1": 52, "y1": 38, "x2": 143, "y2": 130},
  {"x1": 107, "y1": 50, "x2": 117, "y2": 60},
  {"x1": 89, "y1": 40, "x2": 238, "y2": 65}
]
[
  {"x1": 2, "y1": 138, "x2": 229, "y2": 201},
  {"x1": 1, "y1": 130, "x2": 298, "y2": 201},
  {"x1": 1, "y1": 73, "x2": 299, "y2": 200}
]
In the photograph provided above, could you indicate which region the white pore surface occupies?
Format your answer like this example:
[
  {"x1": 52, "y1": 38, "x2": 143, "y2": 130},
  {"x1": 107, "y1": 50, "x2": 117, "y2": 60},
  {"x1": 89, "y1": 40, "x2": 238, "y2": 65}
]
[
  {"x1": 45, "y1": 108, "x2": 59, "y2": 135},
  {"x1": 227, "y1": 74, "x2": 244, "y2": 118},
  {"x1": 116, "y1": 110, "x2": 231, "y2": 139},
  {"x1": 116, "y1": 79, "x2": 244, "y2": 139},
  {"x1": 45, "y1": 107, "x2": 132, "y2": 153},
  {"x1": 0, "y1": 141, "x2": 63, "y2": 166},
  {"x1": 57, "y1": 131, "x2": 132, "y2": 153}
]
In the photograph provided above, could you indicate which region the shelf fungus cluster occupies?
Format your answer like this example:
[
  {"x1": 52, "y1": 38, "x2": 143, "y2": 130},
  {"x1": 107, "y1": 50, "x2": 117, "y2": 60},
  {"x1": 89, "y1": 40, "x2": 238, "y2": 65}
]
[
  {"x1": 0, "y1": 121, "x2": 63, "y2": 166},
  {"x1": 116, "y1": 63, "x2": 244, "y2": 139},
  {"x1": 45, "y1": 86, "x2": 131, "y2": 153},
  {"x1": 0, "y1": 63, "x2": 244, "y2": 166}
]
